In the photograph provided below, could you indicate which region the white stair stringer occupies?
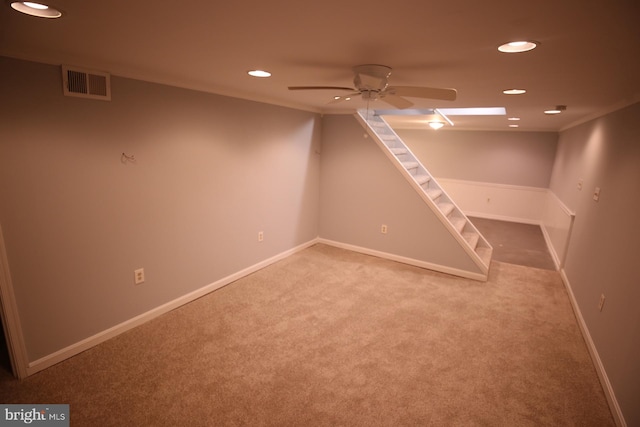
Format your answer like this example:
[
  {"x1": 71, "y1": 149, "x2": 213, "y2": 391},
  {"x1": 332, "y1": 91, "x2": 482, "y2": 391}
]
[{"x1": 355, "y1": 109, "x2": 493, "y2": 280}]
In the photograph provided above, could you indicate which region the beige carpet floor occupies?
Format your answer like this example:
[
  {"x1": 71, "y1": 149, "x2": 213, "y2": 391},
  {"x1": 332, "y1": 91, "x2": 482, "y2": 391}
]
[{"x1": 0, "y1": 244, "x2": 614, "y2": 426}]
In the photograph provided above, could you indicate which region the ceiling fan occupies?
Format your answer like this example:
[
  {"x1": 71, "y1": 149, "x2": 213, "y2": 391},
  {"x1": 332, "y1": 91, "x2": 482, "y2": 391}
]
[{"x1": 288, "y1": 64, "x2": 457, "y2": 109}]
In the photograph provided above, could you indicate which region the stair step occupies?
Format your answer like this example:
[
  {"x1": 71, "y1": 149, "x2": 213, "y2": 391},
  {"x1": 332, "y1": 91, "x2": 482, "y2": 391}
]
[
  {"x1": 451, "y1": 217, "x2": 466, "y2": 234},
  {"x1": 390, "y1": 147, "x2": 408, "y2": 156},
  {"x1": 380, "y1": 134, "x2": 396, "y2": 141},
  {"x1": 476, "y1": 246, "x2": 493, "y2": 268},
  {"x1": 403, "y1": 161, "x2": 419, "y2": 171},
  {"x1": 426, "y1": 188, "x2": 443, "y2": 201},
  {"x1": 462, "y1": 232, "x2": 480, "y2": 250},
  {"x1": 438, "y1": 202, "x2": 455, "y2": 217},
  {"x1": 415, "y1": 175, "x2": 431, "y2": 186}
]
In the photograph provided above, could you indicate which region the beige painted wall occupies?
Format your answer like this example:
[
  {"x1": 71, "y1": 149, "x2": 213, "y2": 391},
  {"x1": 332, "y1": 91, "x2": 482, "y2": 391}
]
[
  {"x1": 0, "y1": 57, "x2": 321, "y2": 362},
  {"x1": 2, "y1": 56, "x2": 637, "y2": 425},
  {"x1": 396, "y1": 129, "x2": 558, "y2": 188},
  {"x1": 549, "y1": 102, "x2": 640, "y2": 426}
]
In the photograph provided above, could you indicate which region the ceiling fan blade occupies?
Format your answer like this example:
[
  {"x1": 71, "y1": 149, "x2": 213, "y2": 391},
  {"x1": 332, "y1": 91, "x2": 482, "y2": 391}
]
[
  {"x1": 381, "y1": 94, "x2": 414, "y2": 109},
  {"x1": 288, "y1": 86, "x2": 356, "y2": 91},
  {"x1": 391, "y1": 86, "x2": 457, "y2": 101}
]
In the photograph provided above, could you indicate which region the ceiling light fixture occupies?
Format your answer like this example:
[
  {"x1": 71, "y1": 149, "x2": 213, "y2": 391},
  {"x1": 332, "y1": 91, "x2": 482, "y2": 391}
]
[
  {"x1": 10, "y1": 1, "x2": 62, "y2": 18},
  {"x1": 247, "y1": 70, "x2": 271, "y2": 78},
  {"x1": 498, "y1": 40, "x2": 538, "y2": 53},
  {"x1": 544, "y1": 105, "x2": 567, "y2": 115},
  {"x1": 503, "y1": 89, "x2": 527, "y2": 95},
  {"x1": 428, "y1": 121, "x2": 445, "y2": 130},
  {"x1": 509, "y1": 124, "x2": 519, "y2": 128},
  {"x1": 508, "y1": 117, "x2": 521, "y2": 121}
]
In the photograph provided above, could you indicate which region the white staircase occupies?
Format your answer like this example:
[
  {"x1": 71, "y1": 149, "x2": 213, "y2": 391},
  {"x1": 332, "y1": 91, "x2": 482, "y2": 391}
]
[{"x1": 355, "y1": 109, "x2": 493, "y2": 280}]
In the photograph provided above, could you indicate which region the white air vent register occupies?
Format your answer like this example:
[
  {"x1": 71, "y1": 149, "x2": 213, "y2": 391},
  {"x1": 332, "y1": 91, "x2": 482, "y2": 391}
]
[{"x1": 62, "y1": 65, "x2": 111, "y2": 101}]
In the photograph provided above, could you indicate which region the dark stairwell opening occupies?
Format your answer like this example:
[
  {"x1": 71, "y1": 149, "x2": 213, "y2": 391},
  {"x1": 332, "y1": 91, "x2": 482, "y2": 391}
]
[{"x1": 469, "y1": 217, "x2": 556, "y2": 271}]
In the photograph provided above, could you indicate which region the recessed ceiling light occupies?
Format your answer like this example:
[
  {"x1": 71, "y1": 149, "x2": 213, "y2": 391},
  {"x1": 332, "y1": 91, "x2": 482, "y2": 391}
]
[
  {"x1": 498, "y1": 40, "x2": 538, "y2": 53},
  {"x1": 544, "y1": 105, "x2": 567, "y2": 115},
  {"x1": 247, "y1": 70, "x2": 271, "y2": 78},
  {"x1": 10, "y1": 1, "x2": 62, "y2": 18},
  {"x1": 24, "y1": 1, "x2": 47, "y2": 8},
  {"x1": 509, "y1": 124, "x2": 519, "y2": 128},
  {"x1": 333, "y1": 96, "x2": 341, "y2": 100},
  {"x1": 508, "y1": 117, "x2": 521, "y2": 121},
  {"x1": 503, "y1": 89, "x2": 527, "y2": 95},
  {"x1": 428, "y1": 121, "x2": 445, "y2": 130}
]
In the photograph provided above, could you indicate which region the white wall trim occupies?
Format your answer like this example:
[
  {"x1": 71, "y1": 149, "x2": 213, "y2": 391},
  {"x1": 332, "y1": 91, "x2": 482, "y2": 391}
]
[
  {"x1": 540, "y1": 191, "x2": 575, "y2": 270},
  {"x1": 546, "y1": 190, "x2": 576, "y2": 217},
  {"x1": 318, "y1": 238, "x2": 487, "y2": 282},
  {"x1": 436, "y1": 178, "x2": 548, "y2": 225},
  {"x1": 26, "y1": 238, "x2": 319, "y2": 376},
  {"x1": 0, "y1": 223, "x2": 29, "y2": 379},
  {"x1": 559, "y1": 269, "x2": 626, "y2": 427},
  {"x1": 463, "y1": 211, "x2": 542, "y2": 225},
  {"x1": 539, "y1": 224, "x2": 561, "y2": 270},
  {"x1": 436, "y1": 178, "x2": 547, "y2": 193}
]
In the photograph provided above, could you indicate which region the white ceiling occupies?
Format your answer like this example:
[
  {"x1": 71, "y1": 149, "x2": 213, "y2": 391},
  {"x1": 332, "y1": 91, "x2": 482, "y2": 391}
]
[{"x1": 1, "y1": 0, "x2": 639, "y2": 131}]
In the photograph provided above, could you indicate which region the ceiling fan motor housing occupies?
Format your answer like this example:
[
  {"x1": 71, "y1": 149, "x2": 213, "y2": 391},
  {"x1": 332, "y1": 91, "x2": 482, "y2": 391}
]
[
  {"x1": 361, "y1": 91, "x2": 379, "y2": 101},
  {"x1": 353, "y1": 64, "x2": 392, "y2": 92}
]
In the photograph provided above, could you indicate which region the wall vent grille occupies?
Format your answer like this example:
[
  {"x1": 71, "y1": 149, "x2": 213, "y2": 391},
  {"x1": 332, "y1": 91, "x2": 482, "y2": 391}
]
[{"x1": 62, "y1": 65, "x2": 111, "y2": 101}]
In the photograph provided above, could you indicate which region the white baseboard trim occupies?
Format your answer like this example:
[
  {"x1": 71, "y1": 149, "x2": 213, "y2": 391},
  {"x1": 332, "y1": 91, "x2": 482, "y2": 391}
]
[
  {"x1": 318, "y1": 238, "x2": 487, "y2": 282},
  {"x1": 26, "y1": 238, "x2": 319, "y2": 376},
  {"x1": 559, "y1": 269, "x2": 626, "y2": 427},
  {"x1": 540, "y1": 224, "x2": 561, "y2": 270}
]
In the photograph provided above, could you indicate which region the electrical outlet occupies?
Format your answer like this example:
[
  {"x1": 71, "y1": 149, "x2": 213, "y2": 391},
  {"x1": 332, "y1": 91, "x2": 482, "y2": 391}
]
[
  {"x1": 258, "y1": 231, "x2": 264, "y2": 242},
  {"x1": 598, "y1": 294, "x2": 606, "y2": 311},
  {"x1": 381, "y1": 224, "x2": 388, "y2": 234},
  {"x1": 593, "y1": 187, "x2": 601, "y2": 202},
  {"x1": 134, "y1": 268, "x2": 145, "y2": 285}
]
